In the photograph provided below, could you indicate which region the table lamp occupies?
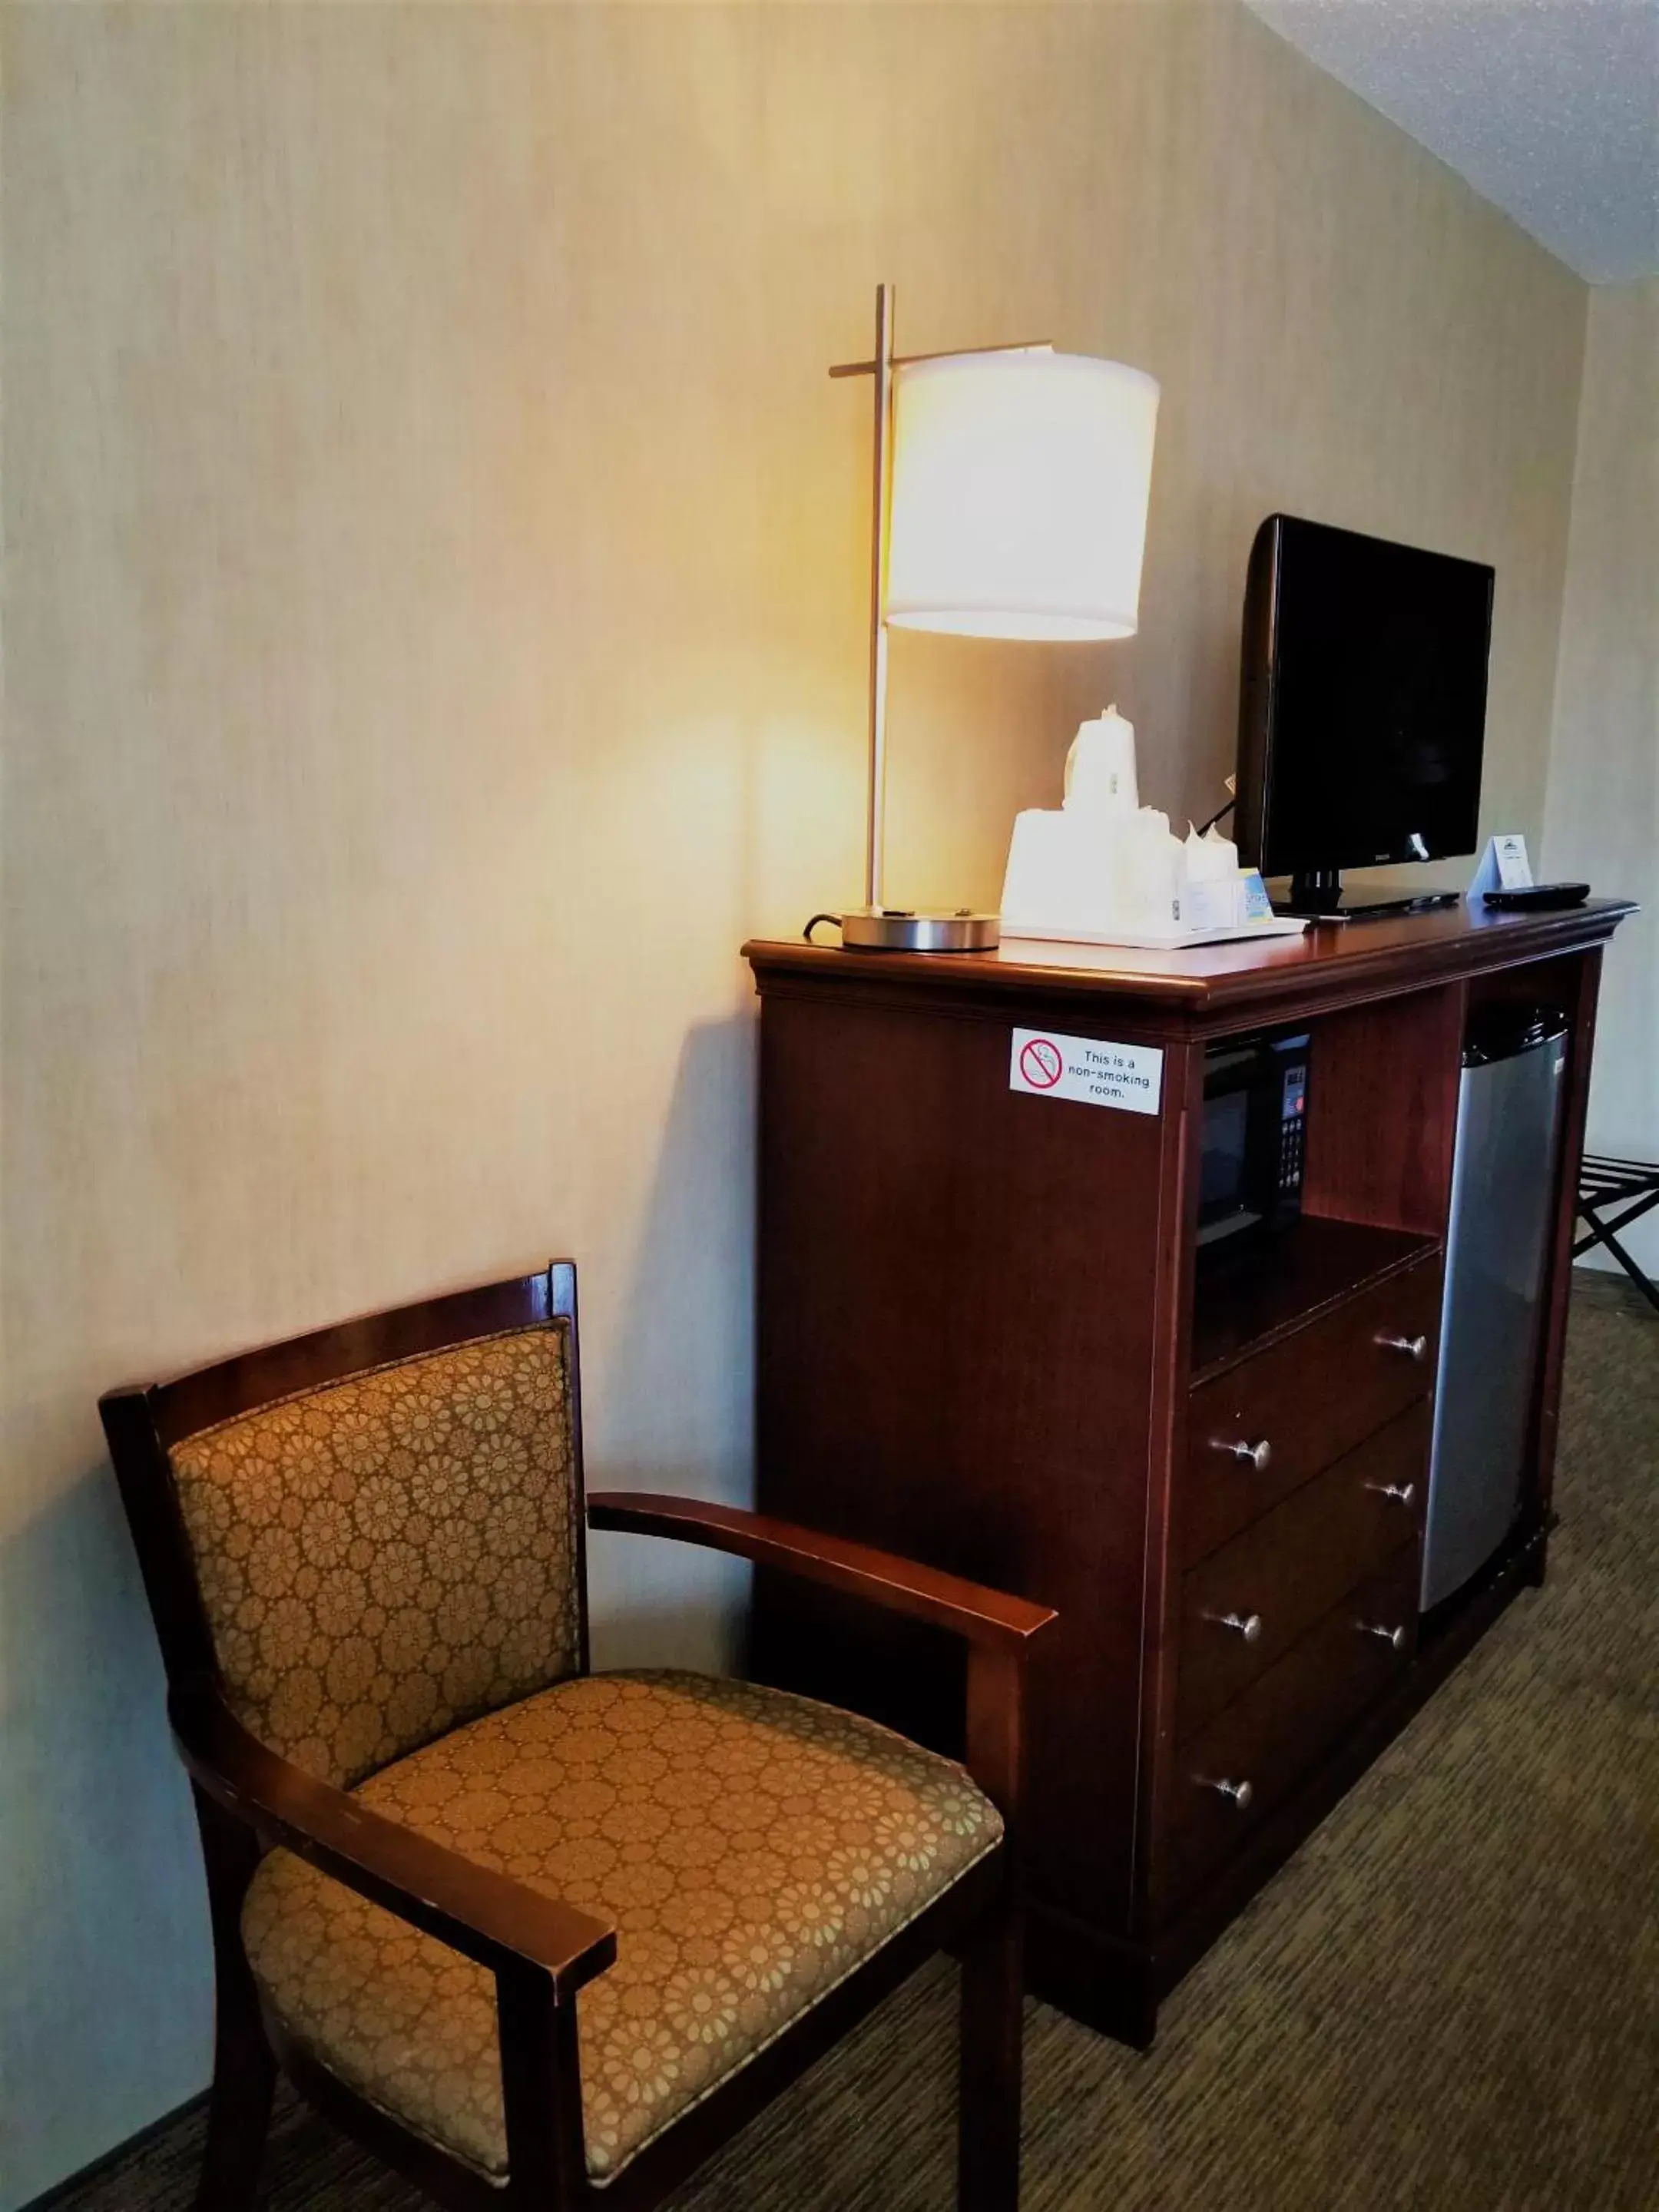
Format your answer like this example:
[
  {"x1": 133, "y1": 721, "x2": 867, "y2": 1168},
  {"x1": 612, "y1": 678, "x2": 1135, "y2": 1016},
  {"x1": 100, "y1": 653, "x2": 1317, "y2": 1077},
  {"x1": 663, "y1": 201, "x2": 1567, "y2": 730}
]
[{"x1": 826, "y1": 284, "x2": 1160, "y2": 952}]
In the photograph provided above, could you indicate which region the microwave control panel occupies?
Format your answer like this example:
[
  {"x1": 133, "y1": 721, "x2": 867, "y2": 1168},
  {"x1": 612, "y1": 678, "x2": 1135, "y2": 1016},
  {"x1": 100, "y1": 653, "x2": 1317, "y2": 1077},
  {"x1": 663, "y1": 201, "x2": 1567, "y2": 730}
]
[{"x1": 1277, "y1": 1058, "x2": 1309, "y2": 1197}]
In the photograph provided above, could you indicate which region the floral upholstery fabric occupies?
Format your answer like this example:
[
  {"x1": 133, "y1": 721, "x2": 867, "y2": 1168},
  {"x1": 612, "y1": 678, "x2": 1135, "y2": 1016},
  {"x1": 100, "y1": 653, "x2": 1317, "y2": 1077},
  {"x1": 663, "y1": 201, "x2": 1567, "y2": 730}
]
[
  {"x1": 242, "y1": 1670, "x2": 1001, "y2": 2185},
  {"x1": 170, "y1": 1326, "x2": 581, "y2": 1786}
]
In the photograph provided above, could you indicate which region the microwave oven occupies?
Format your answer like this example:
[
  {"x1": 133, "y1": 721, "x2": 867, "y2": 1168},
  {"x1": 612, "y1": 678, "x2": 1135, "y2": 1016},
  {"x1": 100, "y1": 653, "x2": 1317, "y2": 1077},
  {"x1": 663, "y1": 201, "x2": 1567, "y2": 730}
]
[{"x1": 1197, "y1": 1029, "x2": 1311, "y2": 1250}]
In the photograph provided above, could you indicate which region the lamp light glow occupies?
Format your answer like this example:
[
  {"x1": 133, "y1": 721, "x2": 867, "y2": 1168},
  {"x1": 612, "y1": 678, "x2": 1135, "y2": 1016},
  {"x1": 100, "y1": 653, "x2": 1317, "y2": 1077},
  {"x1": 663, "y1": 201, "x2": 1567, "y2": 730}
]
[{"x1": 886, "y1": 349, "x2": 1160, "y2": 642}]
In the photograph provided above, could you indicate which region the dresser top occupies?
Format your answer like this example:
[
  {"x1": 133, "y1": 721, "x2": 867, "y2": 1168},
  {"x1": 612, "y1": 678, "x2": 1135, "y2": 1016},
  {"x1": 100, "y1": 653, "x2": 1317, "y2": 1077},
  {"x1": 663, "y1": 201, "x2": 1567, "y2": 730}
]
[{"x1": 744, "y1": 899, "x2": 1635, "y2": 1024}]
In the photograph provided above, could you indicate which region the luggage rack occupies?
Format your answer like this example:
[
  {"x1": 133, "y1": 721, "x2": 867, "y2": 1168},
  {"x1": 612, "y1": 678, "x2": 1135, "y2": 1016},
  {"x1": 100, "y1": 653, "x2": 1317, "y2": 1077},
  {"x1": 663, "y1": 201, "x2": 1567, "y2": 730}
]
[{"x1": 1575, "y1": 1154, "x2": 1659, "y2": 1312}]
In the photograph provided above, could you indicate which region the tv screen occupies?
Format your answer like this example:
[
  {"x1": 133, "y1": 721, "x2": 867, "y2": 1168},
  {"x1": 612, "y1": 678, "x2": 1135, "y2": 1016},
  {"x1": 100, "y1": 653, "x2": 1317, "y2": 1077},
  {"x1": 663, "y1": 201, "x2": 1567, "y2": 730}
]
[{"x1": 1235, "y1": 515, "x2": 1494, "y2": 880}]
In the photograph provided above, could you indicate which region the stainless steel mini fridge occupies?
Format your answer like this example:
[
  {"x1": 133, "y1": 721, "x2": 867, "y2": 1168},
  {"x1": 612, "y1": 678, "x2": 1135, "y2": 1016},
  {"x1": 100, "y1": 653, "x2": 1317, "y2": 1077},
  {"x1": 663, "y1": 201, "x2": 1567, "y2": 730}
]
[{"x1": 1422, "y1": 1005, "x2": 1570, "y2": 1611}]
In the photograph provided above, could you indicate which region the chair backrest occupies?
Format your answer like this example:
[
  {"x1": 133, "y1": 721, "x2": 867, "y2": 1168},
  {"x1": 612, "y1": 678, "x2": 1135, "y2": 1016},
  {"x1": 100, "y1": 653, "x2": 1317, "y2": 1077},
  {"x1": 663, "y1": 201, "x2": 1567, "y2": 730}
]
[{"x1": 102, "y1": 1264, "x2": 588, "y2": 1788}]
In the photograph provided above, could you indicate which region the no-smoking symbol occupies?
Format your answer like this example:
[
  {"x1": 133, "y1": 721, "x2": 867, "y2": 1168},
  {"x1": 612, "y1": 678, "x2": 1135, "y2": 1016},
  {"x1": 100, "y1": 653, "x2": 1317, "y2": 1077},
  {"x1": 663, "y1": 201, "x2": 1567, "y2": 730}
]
[{"x1": 1018, "y1": 1037, "x2": 1064, "y2": 1090}]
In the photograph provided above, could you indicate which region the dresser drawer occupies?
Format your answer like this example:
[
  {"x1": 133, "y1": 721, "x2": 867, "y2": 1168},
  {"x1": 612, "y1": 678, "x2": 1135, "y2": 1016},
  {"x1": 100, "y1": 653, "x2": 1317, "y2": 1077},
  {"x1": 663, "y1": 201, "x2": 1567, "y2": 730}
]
[
  {"x1": 1176, "y1": 1399, "x2": 1429, "y2": 1740},
  {"x1": 1160, "y1": 1543, "x2": 1420, "y2": 1910},
  {"x1": 1182, "y1": 1257, "x2": 1441, "y2": 1564}
]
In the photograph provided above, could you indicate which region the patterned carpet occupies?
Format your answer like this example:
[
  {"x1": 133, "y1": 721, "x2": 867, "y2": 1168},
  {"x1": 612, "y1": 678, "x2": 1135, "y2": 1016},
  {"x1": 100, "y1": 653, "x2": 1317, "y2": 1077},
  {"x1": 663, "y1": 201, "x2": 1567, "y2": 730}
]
[{"x1": 50, "y1": 1280, "x2": 1659, "y2": 2212}]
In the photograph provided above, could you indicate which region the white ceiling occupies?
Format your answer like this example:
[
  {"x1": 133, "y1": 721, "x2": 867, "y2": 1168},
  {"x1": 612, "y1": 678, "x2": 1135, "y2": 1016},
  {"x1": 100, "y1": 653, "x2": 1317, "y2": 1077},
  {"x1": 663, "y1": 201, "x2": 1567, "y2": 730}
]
[{"x1": 1243, "y1": 0, "x2": 1659, "y2": 283}]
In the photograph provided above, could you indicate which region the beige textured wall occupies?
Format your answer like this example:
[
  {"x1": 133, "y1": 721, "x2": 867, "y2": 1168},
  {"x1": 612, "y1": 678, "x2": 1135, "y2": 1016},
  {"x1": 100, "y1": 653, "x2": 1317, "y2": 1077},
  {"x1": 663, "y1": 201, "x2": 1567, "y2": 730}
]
[
  {"x1": 0, "y1": 4, "x2": 1587, "y2": 2197},
  {"x1": 1544, "y1": 280, "x2": 1659, "y2": 1268}
]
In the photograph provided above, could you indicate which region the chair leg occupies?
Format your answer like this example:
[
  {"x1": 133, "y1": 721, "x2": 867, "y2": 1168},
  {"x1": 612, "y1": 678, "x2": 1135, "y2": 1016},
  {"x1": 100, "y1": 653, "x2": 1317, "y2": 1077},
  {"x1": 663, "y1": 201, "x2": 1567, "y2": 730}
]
[
  {"x1": 196, "y1": 1985, "x2": 277, "y2": 2211},
  {"x1": 957, "y1": 1889, "x2": 1024, "y2": 2212},
  {"x1": 192, "y1": 1787, "x2": 276, "y2": 2210}
]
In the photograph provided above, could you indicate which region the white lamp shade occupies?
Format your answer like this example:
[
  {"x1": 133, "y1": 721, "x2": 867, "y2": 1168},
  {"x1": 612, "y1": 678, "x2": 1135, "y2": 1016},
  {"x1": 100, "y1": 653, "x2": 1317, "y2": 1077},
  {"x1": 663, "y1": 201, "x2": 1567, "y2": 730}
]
[{"x1": 884, "y1": 349, "x2": 1160, "y2": 641}]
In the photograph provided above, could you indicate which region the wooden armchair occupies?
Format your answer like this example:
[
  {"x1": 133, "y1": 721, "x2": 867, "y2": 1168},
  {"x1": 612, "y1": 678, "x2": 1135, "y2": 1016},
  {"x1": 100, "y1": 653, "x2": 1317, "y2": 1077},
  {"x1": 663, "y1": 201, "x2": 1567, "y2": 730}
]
[{"x1": 101, "y1": 1263, "x2": 1055, "y2": 2211}]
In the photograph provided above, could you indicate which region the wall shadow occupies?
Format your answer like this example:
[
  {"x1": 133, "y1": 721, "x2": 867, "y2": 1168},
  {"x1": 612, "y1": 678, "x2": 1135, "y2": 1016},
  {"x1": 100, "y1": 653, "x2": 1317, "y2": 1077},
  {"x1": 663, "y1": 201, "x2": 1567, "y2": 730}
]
[
  {"x1": 581, "y1": 1008, "x2": 759, "y2": 1678},
  {"x1": 0, "y1": 1466, "x2": 212, "y2": 2210}
]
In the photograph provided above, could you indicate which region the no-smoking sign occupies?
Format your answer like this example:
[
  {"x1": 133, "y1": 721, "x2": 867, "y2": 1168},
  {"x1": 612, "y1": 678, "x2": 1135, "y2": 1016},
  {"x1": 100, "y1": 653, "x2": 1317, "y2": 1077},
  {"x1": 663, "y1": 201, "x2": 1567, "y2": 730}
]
[
  {"x1": 1008, "y1": 1027, "x2": 1164, "y2": 1115},
  {"x1": 1017, "y1": 1037, "x2": 1064, "y2": 1090}
]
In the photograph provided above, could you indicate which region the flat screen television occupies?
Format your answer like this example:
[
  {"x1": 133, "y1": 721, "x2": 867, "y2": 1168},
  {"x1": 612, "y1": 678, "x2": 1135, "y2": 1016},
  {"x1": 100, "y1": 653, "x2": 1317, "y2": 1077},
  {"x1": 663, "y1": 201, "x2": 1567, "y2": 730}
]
[{"x1": 1234, "y1": 515, "x2": 1495, "y2": 918}]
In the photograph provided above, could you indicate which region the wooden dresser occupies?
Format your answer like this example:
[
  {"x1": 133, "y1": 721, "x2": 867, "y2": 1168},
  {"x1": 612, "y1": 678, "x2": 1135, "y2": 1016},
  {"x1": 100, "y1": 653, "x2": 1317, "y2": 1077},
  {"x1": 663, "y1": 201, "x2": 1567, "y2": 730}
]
[{"x1": 742, "y1": 900, "x2": 1632, "y2": 2042}]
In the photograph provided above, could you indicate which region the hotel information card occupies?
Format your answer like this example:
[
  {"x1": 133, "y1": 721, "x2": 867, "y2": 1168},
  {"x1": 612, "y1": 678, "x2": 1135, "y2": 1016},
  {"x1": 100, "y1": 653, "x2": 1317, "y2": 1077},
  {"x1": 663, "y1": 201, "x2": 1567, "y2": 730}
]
[{"x1": 1468, "y1": 833, "x2": 1533, "y2": 900}]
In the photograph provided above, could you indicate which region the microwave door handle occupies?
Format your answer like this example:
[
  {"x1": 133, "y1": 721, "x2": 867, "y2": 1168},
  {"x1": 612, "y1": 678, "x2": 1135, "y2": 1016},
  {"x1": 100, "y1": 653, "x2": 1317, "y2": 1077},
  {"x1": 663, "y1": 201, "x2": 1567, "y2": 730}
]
[{"x1": 1196, "y1": 1207, "x2": 1266, "y2": 1247}]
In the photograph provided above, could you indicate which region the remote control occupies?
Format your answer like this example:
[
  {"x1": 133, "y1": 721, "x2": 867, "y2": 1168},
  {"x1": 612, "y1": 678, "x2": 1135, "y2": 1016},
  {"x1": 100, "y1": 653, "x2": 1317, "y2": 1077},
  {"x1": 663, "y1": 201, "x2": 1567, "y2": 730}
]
[{"x1": 1482, "y1": 883, "x2": 1591, "y2": 912}]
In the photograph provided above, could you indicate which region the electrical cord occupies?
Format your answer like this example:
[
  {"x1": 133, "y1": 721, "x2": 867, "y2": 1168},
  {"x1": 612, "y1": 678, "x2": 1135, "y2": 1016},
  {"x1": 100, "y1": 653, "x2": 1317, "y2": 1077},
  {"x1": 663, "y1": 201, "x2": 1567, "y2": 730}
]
[{"x1": 803, "y1": 913, "x2": 841, "y2": 943}]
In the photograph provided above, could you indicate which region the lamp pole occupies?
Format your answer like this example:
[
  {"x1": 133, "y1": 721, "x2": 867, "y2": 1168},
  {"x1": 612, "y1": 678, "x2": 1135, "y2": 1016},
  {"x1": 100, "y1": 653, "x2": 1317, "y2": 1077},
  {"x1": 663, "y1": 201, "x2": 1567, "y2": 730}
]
[
  {"x1": 824, "y1": 288, "x2": 1053, "y2": 953},
  {"x1": 865, "y1": 283, "x2": 896, "y2": 913}
]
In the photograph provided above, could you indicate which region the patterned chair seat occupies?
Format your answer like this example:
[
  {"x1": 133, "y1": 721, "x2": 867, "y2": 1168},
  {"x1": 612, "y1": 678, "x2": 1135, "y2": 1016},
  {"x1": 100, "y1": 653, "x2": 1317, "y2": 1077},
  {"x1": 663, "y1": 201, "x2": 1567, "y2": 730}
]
[{"x1": 243, "y1": 1668, "x2": 1002, "y2": 2187}]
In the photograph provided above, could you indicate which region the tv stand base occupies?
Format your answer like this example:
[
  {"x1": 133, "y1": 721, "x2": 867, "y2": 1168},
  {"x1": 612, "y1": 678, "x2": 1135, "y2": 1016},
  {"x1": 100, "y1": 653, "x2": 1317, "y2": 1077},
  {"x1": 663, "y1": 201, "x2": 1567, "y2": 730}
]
[{"x1": 1274, "y1": 867, "x2": 1460, "y2": 922}]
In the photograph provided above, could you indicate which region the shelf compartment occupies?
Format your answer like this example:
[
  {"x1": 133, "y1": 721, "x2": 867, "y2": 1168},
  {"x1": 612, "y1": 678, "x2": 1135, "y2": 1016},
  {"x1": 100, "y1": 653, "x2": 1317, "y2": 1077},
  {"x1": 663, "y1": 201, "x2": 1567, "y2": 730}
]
[{"x1": 1191, "y1": 1214, "x2": 1440, "y2": 1382}]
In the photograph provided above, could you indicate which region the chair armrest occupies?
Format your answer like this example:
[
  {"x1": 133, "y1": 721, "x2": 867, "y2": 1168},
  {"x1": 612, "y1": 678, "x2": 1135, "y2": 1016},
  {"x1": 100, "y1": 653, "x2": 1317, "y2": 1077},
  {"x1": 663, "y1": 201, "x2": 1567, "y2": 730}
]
[
  {"x1": 588, "y1": 1491, "x2": 1056, "y2": 1820},
  {"x1": 587, "y1": 1492, "x2": 1056, "y2": 1654},
  {"x1": 171, "y1": 1683, "x2": 617, "y2": 1995}
]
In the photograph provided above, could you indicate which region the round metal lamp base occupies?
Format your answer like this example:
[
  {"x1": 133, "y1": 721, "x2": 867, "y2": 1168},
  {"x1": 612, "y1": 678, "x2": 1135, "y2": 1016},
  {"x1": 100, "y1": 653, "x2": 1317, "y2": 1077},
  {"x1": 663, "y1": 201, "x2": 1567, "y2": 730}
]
[{"x1": 839, "y1": 907, "x2": 1001, "y2": 953}]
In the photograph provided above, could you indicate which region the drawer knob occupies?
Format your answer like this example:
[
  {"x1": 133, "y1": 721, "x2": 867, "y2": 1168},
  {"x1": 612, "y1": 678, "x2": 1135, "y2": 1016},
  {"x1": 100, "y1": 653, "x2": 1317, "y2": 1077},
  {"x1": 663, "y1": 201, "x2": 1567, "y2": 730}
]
[
  {"x1": 1376, "y1": 1332, "x2": 1429, "y2": 1363},
  {"x1": 1198, "y1": 1776, "x2": 1254, "y2": 1810},
  {"x1": 1213, "y1": 1436, "x2": 1273, "y2": 1471},
  {"x1": 1207, "y1": 1609, "x2": 1264, "y2": 1644},
  {"x1": 1366, "y1": 1479, "x2": 1416, "y2": 1506},
  {"x1": 1357, "y1": 1620, "x2": 1407, "y2": 1651}
]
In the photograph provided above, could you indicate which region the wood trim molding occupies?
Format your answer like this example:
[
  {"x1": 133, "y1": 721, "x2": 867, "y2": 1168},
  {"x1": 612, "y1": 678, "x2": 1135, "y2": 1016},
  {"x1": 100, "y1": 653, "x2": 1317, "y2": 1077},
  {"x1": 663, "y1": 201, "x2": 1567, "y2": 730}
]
[{"x1": 743, "y1": 902, "x2": 1637, "y2": 1028}]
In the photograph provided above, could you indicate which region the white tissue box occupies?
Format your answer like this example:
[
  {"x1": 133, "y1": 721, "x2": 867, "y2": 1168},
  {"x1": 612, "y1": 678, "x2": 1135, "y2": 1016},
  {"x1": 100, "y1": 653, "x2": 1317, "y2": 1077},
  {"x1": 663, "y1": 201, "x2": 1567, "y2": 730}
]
[
  {"x1": 999, "y1": 810, "x2": 1152, "y2": 937},
  {"x1": 1000, "y1": 810, "x2": 1302, "y2": 949}
]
